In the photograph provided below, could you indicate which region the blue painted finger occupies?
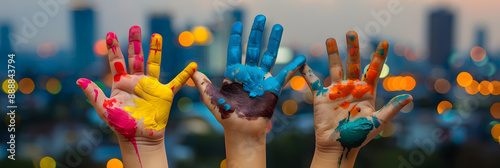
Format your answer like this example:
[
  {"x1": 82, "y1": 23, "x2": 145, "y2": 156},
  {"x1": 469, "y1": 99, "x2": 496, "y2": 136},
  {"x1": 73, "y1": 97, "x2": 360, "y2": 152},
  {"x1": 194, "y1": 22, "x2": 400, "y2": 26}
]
[
  {"x1": 227, "y1": 22, "x2": 243, "y2": 66},
  {"x1": 245, "y1": 14, "x2": 266, "y2": 66},
  {"x1": 260, "y1": 24, "x2": 283, "y2": 72},
  {"x1": 275, "y1": 55, "x2": 307, "y2": 87}
]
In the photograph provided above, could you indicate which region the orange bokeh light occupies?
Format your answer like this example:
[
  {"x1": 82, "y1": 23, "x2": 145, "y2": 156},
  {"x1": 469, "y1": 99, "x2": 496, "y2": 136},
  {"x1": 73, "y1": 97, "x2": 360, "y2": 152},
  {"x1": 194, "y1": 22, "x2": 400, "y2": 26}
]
[
  {"x1": 491, "y1": 81, "x2": 500, "y2": 95},
  {"x1": 491, "y1": 103, "x2": 500, "y2": 119},
  {"x1": 179, "y1": 31, "x2": 194, "y2": 47},
  {"x1": 290, "y1": 76, "x2": 306, "y2": 91},
  {"x1": 457, "y1": 72, "x2": 473, "y2": 87},
  {"x1": 434, "y1": 78, "x2": 451, "y2": 94},
  {"x1": 403, "y1": 76, "x2": 416, "y2": 91},
  {"x1": 437, "y1": 101, "x2": 452, "y2": 114},
  {"x1": 94, "y1": 40, "x2": 108, "y2": 56},
  {"x1": 479, "y1": 80, "x2": 494, "y2": 95},
  {"x1": 465, "y1": 80, "x2": 479, "y2": 95},
  {"x1": 470, "y1": 46, "x2": 486, "y2": 62}
]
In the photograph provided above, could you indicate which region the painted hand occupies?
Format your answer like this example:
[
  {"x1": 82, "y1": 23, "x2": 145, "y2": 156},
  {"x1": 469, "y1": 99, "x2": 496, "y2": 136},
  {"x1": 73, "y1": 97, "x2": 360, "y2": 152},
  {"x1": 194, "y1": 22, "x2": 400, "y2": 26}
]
[
  {"x1": 301, "y1": 31, "x2": 412, "y2": 166},
  {"x1": 192, "y1": 15, "x2": 306, "y2": 134},
  {"x1": 76, "y1": 26, "x2": 197, "y2": 161}
]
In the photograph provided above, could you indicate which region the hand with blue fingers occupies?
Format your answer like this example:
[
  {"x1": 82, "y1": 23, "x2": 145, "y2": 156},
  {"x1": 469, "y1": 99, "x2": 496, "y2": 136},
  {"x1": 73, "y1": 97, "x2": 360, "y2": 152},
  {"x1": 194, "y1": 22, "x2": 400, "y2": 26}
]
[
  {"x1": 192, "y1": 15, "x2": 306, "y2": 168},
  {"x1": 302, "y1": 31, "x2": 413, "y2": 168}
]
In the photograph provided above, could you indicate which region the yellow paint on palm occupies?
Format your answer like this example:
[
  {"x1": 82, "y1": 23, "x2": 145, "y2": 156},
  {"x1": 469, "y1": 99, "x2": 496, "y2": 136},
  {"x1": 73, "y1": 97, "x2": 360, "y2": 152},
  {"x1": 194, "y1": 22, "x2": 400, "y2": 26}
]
[{"x1": 124, "y1": 62, "x2": 198, "y2": 131}]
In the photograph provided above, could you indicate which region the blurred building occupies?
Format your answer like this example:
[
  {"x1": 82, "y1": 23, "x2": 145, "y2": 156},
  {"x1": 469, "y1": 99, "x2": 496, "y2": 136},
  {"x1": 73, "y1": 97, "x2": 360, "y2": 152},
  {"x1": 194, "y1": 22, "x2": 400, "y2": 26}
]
[
  {"x1": 72, "y1": 6, "x2": 95, "y2": 71},
  {"x1": 149, "y1": 14, "x2": 177, "y2": 79},
  {"x1": 428, "y1": 8, "x2": 454, "y2": 68}
]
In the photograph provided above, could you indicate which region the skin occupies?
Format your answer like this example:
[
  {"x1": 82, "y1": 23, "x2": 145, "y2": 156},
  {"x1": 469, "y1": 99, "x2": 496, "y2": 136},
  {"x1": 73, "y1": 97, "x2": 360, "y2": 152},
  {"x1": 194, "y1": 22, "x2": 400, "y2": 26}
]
[
  {"x1": 301, "y1": 31, "x2": 413, "y2": 168},
  {"x1": 192, "y1": 15, "x2": 306, "y2": 168},
  {"x1": 76, "y1": 26, "x2": 197, "y2": 168}
]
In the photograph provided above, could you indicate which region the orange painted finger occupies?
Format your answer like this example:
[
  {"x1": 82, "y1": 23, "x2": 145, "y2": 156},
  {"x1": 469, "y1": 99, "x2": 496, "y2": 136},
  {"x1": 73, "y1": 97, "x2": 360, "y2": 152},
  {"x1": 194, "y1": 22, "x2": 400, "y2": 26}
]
[
  {"x1": 363, "y1": 41, "x2": 389, "y2": 85},
  {"x1": 106, "y1": 32, "x2": 128, "y2": 83},
  {"x1": 128, "y1": 25, "x2": 145, "y2": 75},
  {"x1": 345, "y1": 31, "x2": 361, "y2": 80},
  {"x1": 326, "y1": 38, "x2": 343, "y2": 82},
  {"x1": 166, "y1": 62, "x2": 198, "y2": 94},
  {"x1": 147, "y1": 33, "x2": 163, "y2": 79}
]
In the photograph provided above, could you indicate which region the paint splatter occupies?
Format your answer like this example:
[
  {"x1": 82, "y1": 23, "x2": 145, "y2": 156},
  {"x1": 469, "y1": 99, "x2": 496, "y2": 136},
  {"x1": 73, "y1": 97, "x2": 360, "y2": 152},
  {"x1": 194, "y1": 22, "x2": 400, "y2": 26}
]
[
  {"x1": 93, "y1": 89, "x2": 98, "y2": 102},
  {"x1": 334, "y1": 107, "x2": 339, "y2": 110},
  {"x1": 133, "y1": 56, "x2": 143, "y2": 71},
  {"x1": 113, "y1": 62, "x2": 128, "y2": 82},
  {"x1": 349, "y1": 104, "x2": 361, "y2": 116},
  {"x1": 77, "y1": 78, "x2": 91, "y2": 89},
  {"x1": 328, "y1": 80, "x2": 374, "y2": 101},
  {"x1": 339, "y1": 101, "x2": 350, "y2": 109},
  {"x1": 311, "y1": 80, "x2": 329, "y2": 97}
]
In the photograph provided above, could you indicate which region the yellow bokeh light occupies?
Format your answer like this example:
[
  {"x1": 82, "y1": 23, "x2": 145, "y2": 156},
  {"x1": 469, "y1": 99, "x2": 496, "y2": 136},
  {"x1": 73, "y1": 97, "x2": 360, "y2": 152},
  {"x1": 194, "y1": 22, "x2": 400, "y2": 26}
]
[
  {"x1": 491, "y1": 103, "x2": 500, "y2": 119},
  {"x1": 383, "y1": 77, "x2": 393, "y2": 91},
  {"x1": 282, "y1": 100, "x2": 298, "y2": 115},
  {"x1": 491, "y1": 81, "x2": 500, "y2": 95},
  {"x1": 40, "y1": 156, "x2": 56, "y2": 168},
  {"x1": 192, "y1": 26, "x2": 212, "y2": 45},
  {"x1": 403, "y1": 76, "x2": 416, "y2": 91},
  {"x1": 456, "y1": 72, "x2": 473, "y2": 87},
  {"x1": 437, "y1": 101, "x2": 452, "y2": 114},
  {"x1": 19, "y1": 78, "x2": 35, "y2": 94},
  {"x1": 179, "y1": 31, "x2": 194, "y2": 47},
  {"x1": 491, "y1": 124, "x2": 500, "y2": 140},
  {"x1": 470, "y1": 46, "x2": 486, "y2": 62},
  {"x1": 2, "y1": 79, "x2": 18, "y2": 94},
  {"x1": 309, "y1": 42, "x2": 324, "y2": 57},
  {"x1": 94, "y1": 40, "x2": 108, "y2": 56},
  {"x1": 290, "y1": 76, "x2": 306, "y2": 91},
  {"x1": 478, "y1": 80, "x2": 493, "y2": 95},
  {"x1": 178, "y1": 97, "x2": 193, "y2": 112},
  {"x1": 434, "y1": 78, "x2": 451, "y2": 94},
  {"x1": 220, "y1": 159, "x2": 227, "y2": 168},
  {"x1": 107, "y1": 158, "x2": 123, "y2": 168},
  {"x1": 46, "y1": 78, "x2": 61, "y2": 94},
  {"x1": 465, "y1": 80, "x2": 479, "y2": 95}
]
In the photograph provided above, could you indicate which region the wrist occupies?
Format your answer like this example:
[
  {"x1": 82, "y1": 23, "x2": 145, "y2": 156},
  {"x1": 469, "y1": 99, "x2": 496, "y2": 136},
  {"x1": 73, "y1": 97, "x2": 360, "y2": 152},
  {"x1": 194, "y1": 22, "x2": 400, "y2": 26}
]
[
  {"x1": 311, "y1": 146, "x2": 358, "y2": 168},
  {"x1": 118, "y1": 137, "x2": 168, "y2": 168},
  {"x1": 223, "y1": 129, "x2": 266, "y2": 168}
]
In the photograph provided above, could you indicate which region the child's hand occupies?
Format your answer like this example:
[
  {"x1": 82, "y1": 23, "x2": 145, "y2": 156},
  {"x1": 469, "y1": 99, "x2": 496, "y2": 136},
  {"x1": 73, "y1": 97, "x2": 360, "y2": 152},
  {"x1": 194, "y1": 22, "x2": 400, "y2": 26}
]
[
  {"x1": 192, "y1": 15, "x2": 305, "y2": 168},
  {"x1": 302, "y1": 31, "x2": 412, "y2": 168},
  {"x1": 77, "y1": 26, "x2": 196, "y2": 168}
]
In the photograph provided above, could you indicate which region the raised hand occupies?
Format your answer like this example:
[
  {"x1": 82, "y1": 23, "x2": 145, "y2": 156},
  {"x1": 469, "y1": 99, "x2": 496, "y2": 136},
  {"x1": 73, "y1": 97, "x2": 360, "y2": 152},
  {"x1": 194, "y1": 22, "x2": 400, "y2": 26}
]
[
  {"x1": 302, "y1": 31, "x2": 412, "y2": 168},
  {"x1": 192, "y1": 15, "x2": 306, "y2": 168},
  {"x1": 76, "y1": 26, "x2": 197, "y2": 168}
]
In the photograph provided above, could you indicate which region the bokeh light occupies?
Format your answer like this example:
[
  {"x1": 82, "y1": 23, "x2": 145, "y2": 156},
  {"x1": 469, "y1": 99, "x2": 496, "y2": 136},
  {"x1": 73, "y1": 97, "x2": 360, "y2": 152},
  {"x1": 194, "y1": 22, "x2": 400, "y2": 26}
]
[
  {"x1": 36, "y1": 42, "x2": 58, "y2": 58},
  {"x1": 437, "y1": 101, "x2": 452, "y2": 114},
  {"x1": 491, "y1": 81, "x2": 500, "y2": 95},
  {"x1": 40, "y1": 156, "x2": 56, "y2": 168},
  {"x1": 491, "y1": 124, "x2": 500, "y2": 140},
  {"x1": 94, "y1": 40, "x2": 107, "y2": 56},
  {"x1": 46, "y1": 78, "x2": 62, "y2": 94},
  {"x1": 2, "y1": 79, "x2": 18, "y2": 94},
  {"x1": 381, "y1": 122, "x2": 395, "y2": 137},
  {"x1": 434, "y1": 78, "x2": 451, "y2": 94},
  {"x1": 178, "y1": 97, "x2": 193, "y2": 112},
  {"x1": 364, "y1": 64, "x2": 389, "y2": 78},
  {"x1": 391, "y1": 76, "x2": 403, "y2": 91},
  {"x1": 19, "y1": 78, "x2": 35, "y2": 94},
  {"x1": 478, "y1": 80, "x2": 493, "y2": 95},
  {"x1": 400, "y1": 101, "x2": 414, "y2": 113},
  {"x1": 192, "y1": 26, "x2": 213, "y2": 45},
  {"x1": 186, "y1": 78, "x2": 195, "y2": 87},
  {"x1": 309, "y1": 42, "x2": 324, "y2": 57},
  {"x1": 403, "y1": 76, "x2": 416, "y2": 91},
  {"x1": 276, "y1": 47, "x2": 293, "y2": 64},
  {"x1": 490, "y1": 103, "x2": 500, "y2": 119},
  {"x1": 393, "y1": 42, "x2": 408, "y2": 56},
  {"x1": 107, "y1": 158, "x2": 123, "y2": 168},
  {"x1": 290, "y1": 76, "x2": 306, "y2": 91},
  {"x1": 179, "y1": 31, "x2": 194, "y2": 47},
  {"x1": 465, "y1": 80, "x2": 479, "y2": 95},
  {"x1": 220, "y1": 159, "x2": 227, "y2": 168},
  {"x1": 441, "y1": 108, "x2": 455, "y2": 121},
  {"x1": 456, "y1": 72, "x2": 473, "y2": 87},
  {"x1": 282, "y1": 100, "x2": 298, "y2": 115},
  {"x1": 470, "y1": 46, "x2": 486, "y2": 62}
]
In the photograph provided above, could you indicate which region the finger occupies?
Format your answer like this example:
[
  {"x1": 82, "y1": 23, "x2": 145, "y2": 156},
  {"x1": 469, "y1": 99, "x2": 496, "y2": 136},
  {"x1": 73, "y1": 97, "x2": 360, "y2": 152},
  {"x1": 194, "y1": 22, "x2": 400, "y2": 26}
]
[
  {"x1": 260, "y1": 24, "x2": 283, "y2": 72},
  {"x1": 192, "y1": 71, "x2": 224, "y2": 118},
  {"x1": 345, "y1": 31, "x2": 361, "y2": 80},
  {"x1": 363, "y1": 41, "x2": 388, "y2": 86},
  {"x1": 128, "y1": 25, "x2": 145, "y2": 75},
  {"x1": 326, "y1": 38, "x2": 343, "y2": 82},
  {"x1": 227, "y1": 22, "x2": 243, "y2": 66},
  {"x1": 106, "y1": 32, "x2": 128, "y2": 83},
  {"x1": 300, "y1": 64, "x2": 325, "y2": 95},
  {"x1": 375, "y1": 94, "x2": 412, "y2": 123},
  {"x1": 147, "y1": 33, "x2": 163, "y2": 79},
  {"x1": 276, "y1": 55, "x2": 306, "y2": 88},
  {"x1": 166, "y1": 62, "x2": 198, "y2": 94},
  {"x1": 76, "y1": 78, "x2": 107, "y2": 118},
  {"x1": 245, "y1": 14, "x2": 266, "y2": 66}
]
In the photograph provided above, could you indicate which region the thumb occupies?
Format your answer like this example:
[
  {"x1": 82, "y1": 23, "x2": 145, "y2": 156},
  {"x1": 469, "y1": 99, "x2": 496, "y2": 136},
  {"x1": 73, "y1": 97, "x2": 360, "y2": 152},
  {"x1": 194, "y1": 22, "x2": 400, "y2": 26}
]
[
  {"x1": 191, "y1": 71, "x2": 224, "y2": 117},
  {"x1": 76, "y1": 78, "x2": 107, "y2": 118},
  {"x1": 375, "y1": 94, "x2": 412, "y2": 123}
]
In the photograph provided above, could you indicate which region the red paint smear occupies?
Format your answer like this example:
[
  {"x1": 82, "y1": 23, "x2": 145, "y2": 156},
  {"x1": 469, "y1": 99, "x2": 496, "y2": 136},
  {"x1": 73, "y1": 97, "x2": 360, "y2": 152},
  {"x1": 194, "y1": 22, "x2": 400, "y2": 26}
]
[
  {"x1": 334, "y1": 107, "x2": 339, "y2": 110},
  {"x1": 149, "y1": 131, "x2": 154, "y2": 136},
  {"x1": 102, "y1": 98, "x2": 117, "y2": 108},
  {"x1": 93, "y1": 89, "x2": 98, "y2": 102},
  {"x1": 77, "y1": 78, "x2": 91, "y2": 89},
  {"x1": 349, "y1": 47, "x2": 356, "y2": 56},
  {"x1": 339, "y1": 70, "x2": 342, "y2": 77},
  {"x1": 329, "y1": 80, "x2": 374, "y2": 101},
  {"x1": 338, "y1": 101, "x2": 350, "y2": 109},
  {"x1": 349, "y1": 104, "x2": 361, "y2": 116},
  {"x1": 104, "y1": 105, "x2": 142, "y2": 167},
  {"x1": 114, "y1": 62, "x2": 128, "y2": 82},
  {"x1": 133, "y1": 55, "x2": 143, "y2": 71},
  {"x1": 111, "y1": 46, "x2": 117, "y2": 55},
  {"x1": 171, "y1": 86, "x2": 175, "y2": 90},
  {"x1": 366, "y1": 62, "x2": 379, "y2": 83},
  {"x1": 349, "y1": 63, "x2": 359, "y2": 76}
]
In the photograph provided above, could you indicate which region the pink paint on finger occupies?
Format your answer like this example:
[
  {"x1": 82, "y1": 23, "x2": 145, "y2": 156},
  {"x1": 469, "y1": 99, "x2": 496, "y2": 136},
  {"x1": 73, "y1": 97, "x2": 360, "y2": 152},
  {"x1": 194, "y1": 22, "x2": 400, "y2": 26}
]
[
  {"x1": 133, "y1": 55, "x2": 143, "y2": 71},
  {"x1": 93, "y1": 89, "x2": 98, "y2": 102},
  {"x1": 133, "y1": 41, "x2": 141, "y2": 54},
  {"x1": 77, "y1": 78, "x2": 91, "y2": 89}
]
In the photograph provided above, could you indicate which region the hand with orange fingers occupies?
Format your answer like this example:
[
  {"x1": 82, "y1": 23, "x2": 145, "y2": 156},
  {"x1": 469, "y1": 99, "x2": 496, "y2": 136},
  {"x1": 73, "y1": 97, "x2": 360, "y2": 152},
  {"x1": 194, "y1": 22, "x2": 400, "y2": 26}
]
[
  {"x1": 76, "y1": 26, "x2": 197, "y2": 168},
  {"x1": 302, "y1": 31, "x2": 412, "y2": 168}
]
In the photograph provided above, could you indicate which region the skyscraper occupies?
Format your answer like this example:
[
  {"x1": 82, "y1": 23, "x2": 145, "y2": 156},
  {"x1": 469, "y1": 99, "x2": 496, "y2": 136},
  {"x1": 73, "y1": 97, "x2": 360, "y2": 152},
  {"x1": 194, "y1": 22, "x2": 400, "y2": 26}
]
[
  {"x1": 428, "y1": 8, "x2": 454, "y2": 67},
  {"x1": 72, "y1": 6, "x2": 95, "y2": 71}
]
